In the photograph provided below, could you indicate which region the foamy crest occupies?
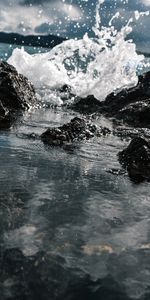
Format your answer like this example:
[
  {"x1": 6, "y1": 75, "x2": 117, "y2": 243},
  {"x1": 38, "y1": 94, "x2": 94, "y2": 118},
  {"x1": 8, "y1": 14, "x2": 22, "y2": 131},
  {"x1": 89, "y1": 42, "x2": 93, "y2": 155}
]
[{"x1": 8, "y1": 1, "x2": 147, "y2": 101}]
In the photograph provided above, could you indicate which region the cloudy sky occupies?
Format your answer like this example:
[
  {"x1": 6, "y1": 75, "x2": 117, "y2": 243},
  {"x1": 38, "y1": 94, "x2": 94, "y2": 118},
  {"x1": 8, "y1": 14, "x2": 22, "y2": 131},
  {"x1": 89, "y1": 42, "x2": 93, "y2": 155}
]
[{"x1": 0, "y1": 0, "x2": 149, "y2": 49}]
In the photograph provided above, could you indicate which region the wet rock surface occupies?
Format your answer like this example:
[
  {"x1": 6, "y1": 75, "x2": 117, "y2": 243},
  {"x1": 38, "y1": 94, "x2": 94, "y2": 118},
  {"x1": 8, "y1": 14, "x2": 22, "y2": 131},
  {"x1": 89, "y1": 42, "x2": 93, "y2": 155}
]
[
  {"x1": 68, "y1": 71, "x2": 150, "y2": 127},
  {"x1": 113, "y1": 127, "x2": 150, "y2": 139},
  {"x1": 0, "y1": 101, "x2": 12, "y2": 129},
  {"x1": 0, "y1": 61, "x2": 37, "y2": 129},
  {"x1": 41, "y1": 117, "x2": 111, "y2": 146},
  {"x1": 118, "y1": 137, "x2": 150, "y2": 182},
  {"x1": 100, "y1": 71, "x2": 150, "y2": 127},
  {"x1": 69, "y1": 95, "x2": 102, "y2": 114}
]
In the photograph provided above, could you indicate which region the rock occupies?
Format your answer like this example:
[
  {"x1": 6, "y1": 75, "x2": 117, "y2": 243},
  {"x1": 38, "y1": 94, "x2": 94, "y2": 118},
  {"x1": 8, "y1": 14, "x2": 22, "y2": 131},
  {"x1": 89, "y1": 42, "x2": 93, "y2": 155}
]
[
  {"x1": 58, "y1": 84, "x2": 75, "y2": 102},
  {"x1": 41, "y1": 117, "x2": 111, "y2": 146},
  {"x1": 68, "y1": 95, "x2": 102, "y2": 114},
  {"x1": 118, "y1": 137, "x2": 150, "y2": 182},
  {"x1": 102, "y1": 71, "x2": 150, "y2": 127},
  {"x1": 118, "y1": 137, "x2": 150, "y2": 165},
  {"x1": 113, "y1": 127, "x2": 150, "y2": 140},
  {"x1": 68, "y1": 71, "x2": 150, "y2": 127},
  {"x1": 114, "y1": 100, "x2": 150, "y2": 127},
  {"x1": 59, "y1": 84, "x2": 72, "y2": 94},
  {"x1": 0, "y1": 100, "x2": 7, "y2": 118},
  {"x1": 0, "y1": 61, "x2": 37, "y2": 129},
  {"x1": 0, "y1": 101, "x2": 13, "y2": 129}
]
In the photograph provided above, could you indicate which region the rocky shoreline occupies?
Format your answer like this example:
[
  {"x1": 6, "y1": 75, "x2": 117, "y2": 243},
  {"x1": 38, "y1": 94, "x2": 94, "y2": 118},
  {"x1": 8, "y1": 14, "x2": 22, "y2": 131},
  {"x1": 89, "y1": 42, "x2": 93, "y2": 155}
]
[{"x1": 0, "y1": 60, "x2": 150, "y2": 182}]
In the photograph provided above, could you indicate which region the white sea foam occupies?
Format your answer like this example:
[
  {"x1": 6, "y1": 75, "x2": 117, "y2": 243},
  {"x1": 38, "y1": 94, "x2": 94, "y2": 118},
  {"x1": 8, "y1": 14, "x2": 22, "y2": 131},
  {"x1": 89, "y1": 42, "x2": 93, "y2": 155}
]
[{"x1": 8, "y1": 1, "x2": 148, "y2": 101}]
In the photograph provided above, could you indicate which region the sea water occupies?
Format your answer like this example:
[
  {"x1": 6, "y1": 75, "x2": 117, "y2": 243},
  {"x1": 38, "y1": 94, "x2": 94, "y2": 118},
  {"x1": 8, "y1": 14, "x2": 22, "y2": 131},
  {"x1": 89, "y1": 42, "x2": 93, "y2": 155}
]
[{"x1": 0, "y1": 1, "x2": 150, "y2": 299}]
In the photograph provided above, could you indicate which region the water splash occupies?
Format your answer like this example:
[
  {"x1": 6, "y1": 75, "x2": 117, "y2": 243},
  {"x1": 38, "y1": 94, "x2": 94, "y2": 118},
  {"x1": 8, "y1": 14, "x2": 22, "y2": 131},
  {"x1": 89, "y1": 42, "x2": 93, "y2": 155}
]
[{"x1": 8, "y1": 1, "x2": 148, "y2": 101}]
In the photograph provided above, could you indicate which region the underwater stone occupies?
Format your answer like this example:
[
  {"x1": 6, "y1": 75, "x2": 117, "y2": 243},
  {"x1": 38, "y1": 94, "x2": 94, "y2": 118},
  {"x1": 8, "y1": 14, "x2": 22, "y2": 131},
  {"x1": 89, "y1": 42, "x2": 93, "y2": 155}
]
[
  {"x1": 0, "y1": 61, "x2": 37, "y2": 129},
  {"x1": 41, "y1": 117, "x2": 111, "y2": 146},
  {"x1": 118, "y1": 137, "x2": 150, "y2": 182}
]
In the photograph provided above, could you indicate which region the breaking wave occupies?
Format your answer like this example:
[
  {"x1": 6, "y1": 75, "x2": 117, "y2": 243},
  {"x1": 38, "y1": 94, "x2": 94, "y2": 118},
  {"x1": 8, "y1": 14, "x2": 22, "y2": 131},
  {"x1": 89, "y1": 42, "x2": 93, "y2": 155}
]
[{"x1": 8, "y1": 1, "x2": 149, "y2": 101}]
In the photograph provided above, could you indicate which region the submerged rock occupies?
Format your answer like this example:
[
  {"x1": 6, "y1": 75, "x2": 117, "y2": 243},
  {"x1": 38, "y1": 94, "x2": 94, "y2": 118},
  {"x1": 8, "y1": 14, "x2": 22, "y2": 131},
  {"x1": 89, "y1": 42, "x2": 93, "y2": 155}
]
[
  {"x1": 41, "y1": 117, "x2": 111, "y2": 146},
  {"x1": 0, "y1": 61, "x2": 37, "y2": 129},
  {"x1": 118, "y1": 137, "x2": 150, "y2": 182}
]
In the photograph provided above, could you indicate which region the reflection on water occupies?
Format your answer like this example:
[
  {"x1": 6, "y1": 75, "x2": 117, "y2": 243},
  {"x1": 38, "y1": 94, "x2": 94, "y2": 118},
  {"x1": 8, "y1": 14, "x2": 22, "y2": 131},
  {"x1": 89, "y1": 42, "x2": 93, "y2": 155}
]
[{"x1": 0, "y1": 107, "x2": 150, "y2": 300}]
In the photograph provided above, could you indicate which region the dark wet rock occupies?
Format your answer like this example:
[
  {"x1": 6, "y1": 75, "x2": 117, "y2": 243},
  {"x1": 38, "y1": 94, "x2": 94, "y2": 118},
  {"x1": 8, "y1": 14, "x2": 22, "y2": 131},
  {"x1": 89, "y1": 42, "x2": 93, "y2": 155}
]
[
  {"x1": 101, "y1": 71, "x2": 150, "y2": 127},
  {"x1": 58, "y1": 84, "x2": 75, "y2": 102},
  {"x1": 0, "y1": 100, "x2": 17, "y2": 129},
  {"x1": 41, "y1": 117, "x2": 111, "y2": 146},
  {"x1": 59, "y1": 84, "x2": 72, "y2": 93},
  {"x1": 114, "y1": 100, "x2": 150, "y2": 127},
  {"x1": 68, "y1": 95, "x2": 102, "y2": 114},
  {"x1": 0, "y1": 61, "x2": 37, "y2": 129},
  {"x1": 0, "y1": 101, "x2": 11, "y2": 129},
  {"x1": 0, "y1": 61, "x2": 36, "y2": 110},
  {"x1": 58, "y1": 84, "x2": 80, "y2": 104},
  {"x1": 106, "y1": 168, "x2": 126, "y2": 176},
  {"x1": 113, "y1": 127, "x2": 150, "y2": 140},
  {"x1": 68, "y1": 71, "x2": 150, "y2": 127},
  {"x1": 118, "y1": 137, "x2": 150, "y2": 182},
  {"x1": 118, "y1": 137, "x2": 150, "y2": 165}
]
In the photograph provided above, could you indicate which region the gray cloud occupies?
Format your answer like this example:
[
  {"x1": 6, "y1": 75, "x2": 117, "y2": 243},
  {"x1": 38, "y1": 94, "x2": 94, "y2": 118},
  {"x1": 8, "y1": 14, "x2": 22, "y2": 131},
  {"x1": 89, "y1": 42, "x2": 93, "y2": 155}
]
[{"x1": 0, "y1": 0, "x2": 149, "y2": 49}]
